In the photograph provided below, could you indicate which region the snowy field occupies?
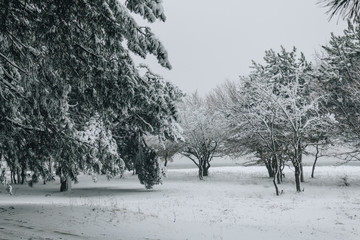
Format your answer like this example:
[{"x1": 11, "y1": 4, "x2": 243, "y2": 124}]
[{"x1": 1, "y1": 159, "x2": 360, "y2": 240}]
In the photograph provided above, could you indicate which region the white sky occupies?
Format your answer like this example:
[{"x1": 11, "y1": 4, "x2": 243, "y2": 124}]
[{"x1": 132, "y1": 0, "x2": 348, "y2": 95}]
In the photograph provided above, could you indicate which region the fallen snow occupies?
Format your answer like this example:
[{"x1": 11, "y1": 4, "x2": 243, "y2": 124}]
[{"x1": 1, "y1": 164, "x2": 360, "y2": 239}]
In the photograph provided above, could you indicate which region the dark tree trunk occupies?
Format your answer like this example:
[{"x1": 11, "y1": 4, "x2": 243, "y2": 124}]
[
  {"x1": 203, "y1": 167, "x2": 209, "y2": 177},
  {"x1": 274, "y1": 157, "x2": 282, "y2": 184},
  {"x1": 60, "y1": 176, "x2": 72, "y2": 192},
  {"x1": 203, "y1": 160, "x2": 209, "y2": 177},
  {"x1": 21, "y1": 167, "x2": 26, "y2": 184},
  {"x1": 198, "y1": 158, "x2": 210, "y2": 179},
  {"x1": 11, "y1": 170, "x2": 16, "y2": 184},
  {"x1": 298, "y1": 144, "x2": 304, "y2": 183},
  {"x1": 198, "y1": 158, "x2": 204, "y2": 180},
  {"x1": 273, "y1": 174, "x2": 279, "y2": 196},
  {"x1": 16, "y1": 168, "x2": 20, "y2": 184},
  {"x1": 164, "y1": 153, "x2": 168, "y2": 167},
  {"x1": 273, "y1": 156, "x2": 280, "y2": 196},
  {"x1": 277, "y1": 170, "x2": 281, "y2": 184},
  {"x1": 265, "y1": 159, "x2": 274, "y2": 178},
  {"x1": 294, "y1": 142, "x2": 303, "y2": 192},
  {"x1": 311, "y1": 145, "x2": 319, "y2": 178},
  {"x1": 294, "y1": 164, "x2": 302, "y2": 192}
]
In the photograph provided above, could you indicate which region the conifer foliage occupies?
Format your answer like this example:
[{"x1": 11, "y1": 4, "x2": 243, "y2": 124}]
[
  {"x1": 321, "y1": 0, "x2": 360, "y2": 21},
  {"x1": 319, "y1": 20, "x2": 360, "y2": 149},
  {"x1": 0, "y1": 0, "x2": 182, "y2": 191}
]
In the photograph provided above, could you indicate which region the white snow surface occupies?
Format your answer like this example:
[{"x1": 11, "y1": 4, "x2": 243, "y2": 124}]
[{"x1": 1, "y1": 163, "x2": 360, "y2": 240}]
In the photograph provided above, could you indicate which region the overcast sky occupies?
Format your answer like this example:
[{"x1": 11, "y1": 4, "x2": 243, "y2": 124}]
[{"x1": 132, "y1": 0, "x2": 348, "y2": 95}]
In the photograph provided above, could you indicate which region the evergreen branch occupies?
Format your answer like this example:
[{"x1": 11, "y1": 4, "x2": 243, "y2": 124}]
[
  {"x1": 0, "y1": 67, "x2": 27, "y2": 99},
  {"x1": 0, "y1": 52, "x2": 27, "y2": 74},
  {"x1": 4, "y1": 117, "x2": 45, "y2": 132},
  {"x1": 135, "y1": 113, "x2": 154, "y2": 132},
  {"x1": 75, "y1": 43, "x2": 102, "y2": 59}
]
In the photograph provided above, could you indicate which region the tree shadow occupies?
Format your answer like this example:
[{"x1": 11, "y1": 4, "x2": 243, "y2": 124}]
[{"x1": 59, "y1": 186, "x2": 158, "y2": 198}]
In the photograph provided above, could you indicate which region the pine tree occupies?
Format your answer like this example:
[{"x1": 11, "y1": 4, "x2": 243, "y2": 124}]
[
  {"x1": 319, "y1": 20, "x2": 360, "y2": 151},
  {"x1": 0, "y1": 0, "x2": 181, "y2": 191}
]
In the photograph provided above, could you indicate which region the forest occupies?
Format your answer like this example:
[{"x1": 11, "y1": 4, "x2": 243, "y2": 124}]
[
  {"x1": 1, "y1": 0, "x2": 360, "y2": 195},
  {"x1": 2, "y1": 1, "x2": 360, "y2": 239}
]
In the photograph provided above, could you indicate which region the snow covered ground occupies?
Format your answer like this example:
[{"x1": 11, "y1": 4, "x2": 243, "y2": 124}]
[{"x1": 1, "y1": 161, "x2": 360, "y2": 240}]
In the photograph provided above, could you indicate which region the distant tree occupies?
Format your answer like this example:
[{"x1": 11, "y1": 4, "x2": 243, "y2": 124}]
[
  {"x1": 179, "y1": 93, "x2": 227, "y2": 180},
  {"x1": 146, "y1": 135, "x2": 183, "y2": 167},
  {"x1": 0, "y1": 0, "x2": 181, "y2": 191}
]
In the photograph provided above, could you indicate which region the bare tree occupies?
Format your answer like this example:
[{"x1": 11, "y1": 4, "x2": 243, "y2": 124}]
[{"x1": 179, "y1": 93, "x2": 227, "y2": 180}]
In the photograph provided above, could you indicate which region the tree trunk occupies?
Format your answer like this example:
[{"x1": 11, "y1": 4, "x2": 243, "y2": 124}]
[
  {"x1": 203, "y1": 159, "x2": 210, "y2": 177},
  {"x1": 294, "y1": 164, "x2": 302, "y2": 192},
  {"x1": 273, "y1": 156, "x2": 280, "y2": 196},
  {"x1": 274, "y1": 157, "x2": 282, "y2": 184},
  {"x1": 16, "y1": 168, "x2": 20, "y2": 184},
  {"x1": 311, "y1": 145, "x2": 319, "y2": 178},
  {"x1": 198, "y1": 167, "x2": 203, "y2": 180},
  {"x1": 198, "y1": 159, "x2": 204, "y2": 180},
  {"x1": 273, "y1": 174, "x2": 279, "y2": 196},
  {"x1": 198, "y1": 158, "x2": 209, "y2": 179},
  {"x1": 265, "y1": 159, "x2": 274, "y2": 178},
  {"x1": 60, "y1": 176, "x2": 72, "y2": 192},
  {"x1": 21, "y1": 167, "x2": 26, "y2": 184},
  {"x1": 11, "y1": 170, "x2": 16, "y2": 184},
  {"x1": 298, "y1": 144, "x2": 304, "y2": 183},
  {"x1": 164, "y1": 153, "x2": 168, "y2": 167}
]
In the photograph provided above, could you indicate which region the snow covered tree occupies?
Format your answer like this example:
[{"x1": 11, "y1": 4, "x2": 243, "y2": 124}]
[
  {"x1": 179, "y1": 92, "x2": 227, "y2": 180},
  {"x1": 211, "y1": 47, "x2": 335, "y2": 194},
  {"x1": 248, "y1": 47, "x2": 336, "y2": 192},
  {"x1": 113, "y1": 65, "x2": 182, "y2": 188},
  {"x1": 209, "y1": 78, "x2": 287, "y2": 195},
  {"x1": 318, "y1": 20, "x2": 360, "y2": 159},
  {"x1": 0, "y1": 0, "x2": 181, "y2": 191}
]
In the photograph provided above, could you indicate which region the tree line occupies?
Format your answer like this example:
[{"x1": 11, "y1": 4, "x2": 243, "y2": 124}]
[
  {"x1": 151, "y1": 1, "x2": 360, "y2": 195},
  {"x1": 1, "y1": 0, "x2": 360, "y2": 195}
]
